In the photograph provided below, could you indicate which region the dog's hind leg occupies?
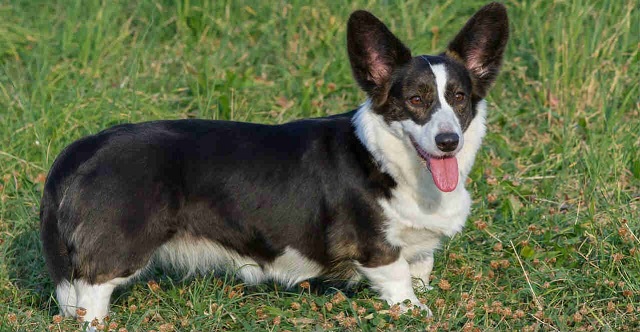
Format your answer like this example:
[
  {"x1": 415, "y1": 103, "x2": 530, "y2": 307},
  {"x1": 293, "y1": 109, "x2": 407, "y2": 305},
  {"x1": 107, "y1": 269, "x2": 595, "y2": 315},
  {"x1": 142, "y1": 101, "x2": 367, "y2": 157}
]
[
  {"x1": 73, "y1": 275, "x2": 135, "y2": 323},
  {"x1": 55, "y1": 280, "x2": 77, "y2": 317},
  {"x1": 74, "y1": 279, "x2": 115, "y2": 322}
]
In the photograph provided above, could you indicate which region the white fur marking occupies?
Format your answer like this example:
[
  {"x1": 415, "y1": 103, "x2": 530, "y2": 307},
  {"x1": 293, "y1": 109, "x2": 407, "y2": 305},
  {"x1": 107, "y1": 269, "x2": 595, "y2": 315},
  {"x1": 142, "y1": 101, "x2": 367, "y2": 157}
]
[
  {"x1": 410, "y1": 253, "x2": 434, "y2": 290},
  {"x1": 458, "y1": 99, "x2": 487, "y2": 178},
  {"x1": 428, "y1": 63, "x2": 464, "y2": 139},
  {"x1": 74, "y1": 280, "x2": 116, "y2": 322},
  {"x1": 155, "y1": 236, "x2": 322, "y2": 287},
  {"x1": 430, "y1": 64, "x2": 451, "y2": 111},
  {"x1": 264, "y1": 247, "x2": 324, "y2": 288},
  {"x1": 56, "y1": 280, "x2": 77, "y2": 317},
  {"x1": 358, "y1": 258, "x2": 430, "y2": 313},
  {"x1": 56, "y1": 271, "x2": 143, "y2": 322},
  {"x1": 155, "y1": 236, "x2": 264, "y2": 284},
  {"x1": 72, "y1": 275, "x2": 135, "y2": 322}
]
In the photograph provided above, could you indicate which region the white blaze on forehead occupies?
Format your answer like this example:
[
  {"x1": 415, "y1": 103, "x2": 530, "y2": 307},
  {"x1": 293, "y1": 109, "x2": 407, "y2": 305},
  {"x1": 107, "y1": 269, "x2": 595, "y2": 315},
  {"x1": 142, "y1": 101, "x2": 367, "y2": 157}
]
[
  {"x1": 428, "y1": 63, "x2": 452, "y2": 111},
  {"x1": 424, "y1": 62, "x2": 463, "y2": 137}
]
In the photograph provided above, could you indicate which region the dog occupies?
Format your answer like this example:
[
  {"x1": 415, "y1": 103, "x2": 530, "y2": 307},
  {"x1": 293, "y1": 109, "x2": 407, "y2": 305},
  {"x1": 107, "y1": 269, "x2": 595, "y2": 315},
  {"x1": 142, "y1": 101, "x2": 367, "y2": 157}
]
[{"x1": 40, "y1": 2, "x2": 508, "y2": 323}]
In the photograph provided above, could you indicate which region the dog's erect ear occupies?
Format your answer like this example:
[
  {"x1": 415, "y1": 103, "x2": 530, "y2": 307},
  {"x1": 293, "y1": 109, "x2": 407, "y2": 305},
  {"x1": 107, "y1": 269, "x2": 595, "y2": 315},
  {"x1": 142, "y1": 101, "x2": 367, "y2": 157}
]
[
  {"x1": 347, "y1": 10, "x2": 412, "y2": 99},
  {"x1": 446, "y1": 2, "x2": 509, "y2": 97}
]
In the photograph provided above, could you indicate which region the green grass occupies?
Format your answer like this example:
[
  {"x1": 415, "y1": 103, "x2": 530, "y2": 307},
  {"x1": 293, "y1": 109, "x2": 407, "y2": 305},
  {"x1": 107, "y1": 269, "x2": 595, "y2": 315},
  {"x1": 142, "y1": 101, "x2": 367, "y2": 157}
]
[{"x1": 0, "y1": 0, "x2": 638, "y2": 330}]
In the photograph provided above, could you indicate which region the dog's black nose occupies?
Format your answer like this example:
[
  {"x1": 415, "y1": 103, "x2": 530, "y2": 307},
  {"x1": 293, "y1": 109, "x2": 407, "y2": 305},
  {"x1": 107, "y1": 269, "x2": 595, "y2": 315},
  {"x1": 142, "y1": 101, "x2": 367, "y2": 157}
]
[{"x1": 435, "y1": 133, "x2": 459, "y2": 152}]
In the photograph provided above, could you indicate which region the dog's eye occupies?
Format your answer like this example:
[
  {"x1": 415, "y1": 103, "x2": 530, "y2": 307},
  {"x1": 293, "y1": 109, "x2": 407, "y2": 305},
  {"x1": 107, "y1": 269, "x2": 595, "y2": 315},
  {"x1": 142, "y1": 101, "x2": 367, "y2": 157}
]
[
  {"x1": 409, "y1": 96, "x2": 423, "y2": 105},
  {"x1": 455, "y1": 92, "x2": 466, "y2": 103}
]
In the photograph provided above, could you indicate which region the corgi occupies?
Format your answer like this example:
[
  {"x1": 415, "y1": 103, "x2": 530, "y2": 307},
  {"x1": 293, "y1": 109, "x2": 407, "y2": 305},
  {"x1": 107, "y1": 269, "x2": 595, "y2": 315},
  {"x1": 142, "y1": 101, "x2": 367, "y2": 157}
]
[{"x1": 40, "y1": 2, "x2": 508, "y2": 322}]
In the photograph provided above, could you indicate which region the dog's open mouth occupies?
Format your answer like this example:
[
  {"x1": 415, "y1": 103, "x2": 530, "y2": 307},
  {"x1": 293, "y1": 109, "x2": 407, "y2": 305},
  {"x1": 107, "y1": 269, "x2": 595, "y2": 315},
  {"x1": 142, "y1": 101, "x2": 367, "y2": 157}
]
[{"x1": 410, "y1": 138, "x2": 459, "y2": 192}]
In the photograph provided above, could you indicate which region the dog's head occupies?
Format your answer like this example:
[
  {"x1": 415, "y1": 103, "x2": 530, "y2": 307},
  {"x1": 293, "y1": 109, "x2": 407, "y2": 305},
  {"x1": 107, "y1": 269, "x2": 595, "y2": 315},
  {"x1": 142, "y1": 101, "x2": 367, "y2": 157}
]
[{"x1": 348, "y1": 2, "x2": 509, "y2": 192}]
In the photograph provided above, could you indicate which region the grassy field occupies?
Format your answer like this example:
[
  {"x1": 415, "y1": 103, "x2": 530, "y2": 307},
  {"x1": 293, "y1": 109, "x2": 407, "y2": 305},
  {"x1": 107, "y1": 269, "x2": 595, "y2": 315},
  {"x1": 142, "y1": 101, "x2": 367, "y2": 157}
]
[{"x1": 0, "y1": 0, "x2": 638, "y2": 330}]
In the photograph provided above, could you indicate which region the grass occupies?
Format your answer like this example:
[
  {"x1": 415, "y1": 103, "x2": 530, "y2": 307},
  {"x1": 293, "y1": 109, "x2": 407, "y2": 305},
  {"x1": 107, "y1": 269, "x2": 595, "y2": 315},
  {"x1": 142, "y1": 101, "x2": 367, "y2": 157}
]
[{"x1": 0, "y1": 0, "x2": 638, "y2": 330}]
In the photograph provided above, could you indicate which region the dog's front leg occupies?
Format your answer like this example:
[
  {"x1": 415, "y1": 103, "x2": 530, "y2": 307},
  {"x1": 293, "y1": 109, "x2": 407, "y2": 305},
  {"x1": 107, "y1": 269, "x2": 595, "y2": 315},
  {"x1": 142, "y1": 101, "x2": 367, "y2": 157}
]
[
  {"x1": 358, "y1": 258, "x2": 431, "y2": 315},
  {"x1": 409, "y1": 252, "x2": 434, "y2": 290}
]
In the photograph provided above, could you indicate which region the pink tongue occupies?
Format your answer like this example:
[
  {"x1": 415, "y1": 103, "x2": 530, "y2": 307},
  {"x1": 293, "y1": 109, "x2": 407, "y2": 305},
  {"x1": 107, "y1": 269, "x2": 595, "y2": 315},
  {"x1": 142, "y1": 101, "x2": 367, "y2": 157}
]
[{"x1": 428, "y1": 156, "x2": 459, "y2": 192}]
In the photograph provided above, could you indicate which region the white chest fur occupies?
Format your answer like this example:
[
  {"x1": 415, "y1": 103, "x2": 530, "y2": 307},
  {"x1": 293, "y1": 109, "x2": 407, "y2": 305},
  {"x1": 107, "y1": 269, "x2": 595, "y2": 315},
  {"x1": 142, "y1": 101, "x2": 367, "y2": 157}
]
[{"x1": 380, "y1": 186, "x2": 471, "y2": 261}]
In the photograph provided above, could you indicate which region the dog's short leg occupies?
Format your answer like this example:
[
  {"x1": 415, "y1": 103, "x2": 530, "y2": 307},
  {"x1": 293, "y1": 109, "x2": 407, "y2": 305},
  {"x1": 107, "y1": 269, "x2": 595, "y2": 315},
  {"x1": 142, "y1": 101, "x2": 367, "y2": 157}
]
[
  {"x1": 358, "y1": 258, "x2": 431, "y2": 314},
  {"x1": 55, "y1": 280, "x2": 78, "y2": 317},
  {"x1": 73, "y1": 274, "x2": 135, "y2": 324},
  {"x1": 74, "y1": 279, "x2": 117, "y2": 323},
  {"x1": 410, "y1": 253, "x2": 434, "y2": 290}
]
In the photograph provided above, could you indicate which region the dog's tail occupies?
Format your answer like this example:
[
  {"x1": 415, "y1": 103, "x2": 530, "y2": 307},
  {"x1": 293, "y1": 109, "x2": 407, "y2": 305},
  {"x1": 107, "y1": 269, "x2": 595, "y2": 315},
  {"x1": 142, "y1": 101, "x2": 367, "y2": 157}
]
[{"x1": 40, "y1": 180, "x2": 76, "y2": 316}]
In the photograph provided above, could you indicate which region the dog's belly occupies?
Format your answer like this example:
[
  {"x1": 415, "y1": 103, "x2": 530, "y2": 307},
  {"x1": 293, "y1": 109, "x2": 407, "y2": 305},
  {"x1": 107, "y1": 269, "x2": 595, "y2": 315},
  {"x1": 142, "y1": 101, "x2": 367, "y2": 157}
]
[{"x1": 154, "y1": 235, "x2": 324, "y2": 287}]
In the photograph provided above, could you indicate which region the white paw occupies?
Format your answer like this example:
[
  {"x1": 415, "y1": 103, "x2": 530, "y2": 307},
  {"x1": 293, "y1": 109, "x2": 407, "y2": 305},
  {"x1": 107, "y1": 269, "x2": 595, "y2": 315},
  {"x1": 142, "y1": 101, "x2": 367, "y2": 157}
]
[
  {"x1": 396, "y1": 301, "x2": 432, "y2": 316},
  {"x1": 412, "y1": 277, "x2": 434, "y2": 291}
]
